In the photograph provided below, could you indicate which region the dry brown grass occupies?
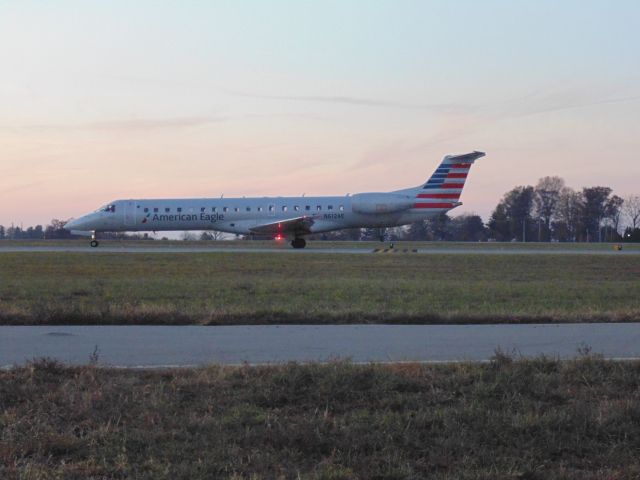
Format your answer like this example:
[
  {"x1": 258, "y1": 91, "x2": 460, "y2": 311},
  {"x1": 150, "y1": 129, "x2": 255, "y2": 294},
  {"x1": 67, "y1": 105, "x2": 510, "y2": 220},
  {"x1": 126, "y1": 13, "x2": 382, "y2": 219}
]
[{"x1": 2, "y1": 355, "x2": 640, "y2": 479}]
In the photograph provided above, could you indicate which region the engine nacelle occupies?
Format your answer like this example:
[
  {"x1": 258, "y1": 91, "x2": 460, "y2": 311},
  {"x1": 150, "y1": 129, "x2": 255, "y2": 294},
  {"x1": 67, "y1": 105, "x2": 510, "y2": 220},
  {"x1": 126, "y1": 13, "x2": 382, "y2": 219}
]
[{"x1": 351, "y1": 193, "x2": 414, "y2": 215}]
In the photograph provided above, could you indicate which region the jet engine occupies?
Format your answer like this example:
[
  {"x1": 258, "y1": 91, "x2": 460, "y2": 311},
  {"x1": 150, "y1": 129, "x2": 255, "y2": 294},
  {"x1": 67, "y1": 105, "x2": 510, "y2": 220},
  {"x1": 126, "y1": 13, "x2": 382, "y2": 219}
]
[{"x1": 350, "y1": 193, "x2": 414, "y2": 214}]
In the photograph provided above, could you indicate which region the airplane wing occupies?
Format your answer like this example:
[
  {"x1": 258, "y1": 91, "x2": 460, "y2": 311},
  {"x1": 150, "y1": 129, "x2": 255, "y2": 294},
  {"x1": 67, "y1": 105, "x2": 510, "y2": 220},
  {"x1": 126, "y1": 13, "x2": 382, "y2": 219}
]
[{"x1": 249, "y1": 216, "x2": 316, "y2": 236}]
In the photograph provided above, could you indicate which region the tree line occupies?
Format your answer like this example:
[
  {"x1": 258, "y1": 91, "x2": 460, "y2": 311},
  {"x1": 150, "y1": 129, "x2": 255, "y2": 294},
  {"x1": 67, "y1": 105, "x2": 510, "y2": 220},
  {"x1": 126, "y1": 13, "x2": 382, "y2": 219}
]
[
  {"x1": 0, "y1": 220, "x2": 152, "y2": 240},
  {"x1": 0, "y1": 219, "x2": 71, "y2": 240},
  {"x1": 323, "y1": 177, "x2": 640, "y2": 242},
  {"x1": 2, "y1": 179, "x2": 639, "y2": 242},
  {"x1": 485, "y1": 177, "x2": 639, "y2": 242}
]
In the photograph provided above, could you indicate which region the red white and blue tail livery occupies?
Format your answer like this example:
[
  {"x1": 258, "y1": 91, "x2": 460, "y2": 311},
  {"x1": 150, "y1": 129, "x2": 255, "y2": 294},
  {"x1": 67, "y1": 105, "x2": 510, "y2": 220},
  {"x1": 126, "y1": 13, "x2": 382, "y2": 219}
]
[
  {"x1": 66, "y1": 151, "x2": 485, "y2": 248},
  {"x1": 413, "y1": 151, "x2": 485, "y2": 210}
]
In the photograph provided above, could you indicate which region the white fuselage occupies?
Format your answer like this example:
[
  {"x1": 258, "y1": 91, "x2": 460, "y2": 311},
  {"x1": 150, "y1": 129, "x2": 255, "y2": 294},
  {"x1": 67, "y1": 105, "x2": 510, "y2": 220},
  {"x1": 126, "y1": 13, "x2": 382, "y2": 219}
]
[
  {"x1": 64, "y1": 150, "x2": 484, "y2": 245},
  {"x1": 66, "y1": 193, "x2": 449, "y2": 236}
]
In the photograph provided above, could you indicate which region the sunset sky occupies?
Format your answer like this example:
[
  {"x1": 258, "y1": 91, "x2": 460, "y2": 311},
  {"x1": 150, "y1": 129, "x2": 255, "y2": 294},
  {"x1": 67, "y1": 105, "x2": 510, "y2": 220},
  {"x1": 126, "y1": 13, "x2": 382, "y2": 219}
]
[{"x1": 1, "y1": 0, "x2": 639, "y2": 227}]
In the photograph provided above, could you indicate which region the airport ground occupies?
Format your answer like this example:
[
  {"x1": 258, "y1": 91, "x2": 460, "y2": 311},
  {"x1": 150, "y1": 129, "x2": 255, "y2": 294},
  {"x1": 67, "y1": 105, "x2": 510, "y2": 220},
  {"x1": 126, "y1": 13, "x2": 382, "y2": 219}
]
[
  {"x1": 2, "y1": 241, "x2": 639, "y2": 479},
  {"x1": 2, "y1": 355, "x2": 640, "y2": 479},
  {"x1": 1, "y1": 241, "x2": 639, "y2": 325}
]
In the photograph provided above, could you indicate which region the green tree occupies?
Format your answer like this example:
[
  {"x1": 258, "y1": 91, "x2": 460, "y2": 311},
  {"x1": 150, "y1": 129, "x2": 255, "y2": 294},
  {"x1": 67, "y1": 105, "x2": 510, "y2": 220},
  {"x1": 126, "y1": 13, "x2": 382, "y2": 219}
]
[
  {"x1": 450, "y1": 214, "x2": 487, "y2": 241},
  {"x1": 489, "y1": 186, "x2": 534, "y2": 241},
  {"x1": 604, "y1": 195, "x2": 624, "y2": 240},
  {"x1": 406, "y1": 221, "x2": 429, "y2": 241},
  {"x1": 426, "y1": 213, "x2": 451, "y2": 240},
  {"x1": 581, "y1": 187, "x2": 612, "y2": 242},
  {"x1": 488, "y1": 203, "x2": 510, "y2": 241}
]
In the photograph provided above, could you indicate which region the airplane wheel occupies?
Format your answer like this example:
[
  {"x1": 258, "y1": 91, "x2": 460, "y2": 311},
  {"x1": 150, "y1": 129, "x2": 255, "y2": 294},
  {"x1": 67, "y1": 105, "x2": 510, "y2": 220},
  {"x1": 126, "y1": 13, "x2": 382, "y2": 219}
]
[
  {"x1": 90, "y1": 240, "x2": 99, "y2": 248},
  {"x1": 291, "y1": 238, "x2": 306, "y2": 249}
]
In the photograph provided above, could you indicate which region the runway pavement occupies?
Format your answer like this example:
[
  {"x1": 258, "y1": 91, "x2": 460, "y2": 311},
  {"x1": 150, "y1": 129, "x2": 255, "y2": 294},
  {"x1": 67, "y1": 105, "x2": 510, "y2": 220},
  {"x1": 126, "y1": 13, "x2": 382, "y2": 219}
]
[
  {"x1": 2, "y1": 323, "x2": 639, "y2": 368},
  {"x1": 1, "y1": 245, "x2": 639, "y2": 255}
]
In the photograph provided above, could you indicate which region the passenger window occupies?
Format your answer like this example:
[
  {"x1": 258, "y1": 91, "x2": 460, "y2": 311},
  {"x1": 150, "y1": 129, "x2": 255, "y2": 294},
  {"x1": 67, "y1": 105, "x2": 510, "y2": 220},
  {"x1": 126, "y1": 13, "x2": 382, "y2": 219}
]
[
  {"x1": 317, "y1": 205, "x2": 322, "y2": 211},
  {"x1": 305, "y1": 205, "x2": 311, "y2": 211},
  {"x1": 246, "y1": 207, "x2": 251, "y2": 212},
  {"x1": 201, "y1": 207, "x2": 206, "y2": 213},
  {"x1": 154, "y1": 208, "x2": 159, "y2": 213},
  {"x1": 212, "y1": 207, "x2": 217, "y2": 212},
  {"x1": 294, "y1": 206, "x2": 300, "y2": 211},
  {"x1": 269, "y1": 205, "x2": 274, "y2": 212},
  {"x1": 328, "y1": 205, "x2": 333, "y2": 210},
  {"x1": 282, "y1": 206, "x2": 288, "y2": 212},
  {"x1": 339, "y1": 205, "x2": 344, "y2": 211},
  {"x1": 144, "y1": 208, "x2": 149, "y2": 213},
  {"x1": 234, "y1": 207, "x2": 239, "y2": 212},
  {"x1": 223, "y1": 207, "x2": 228, "y2": 212},
  {"x1": 165, "y1": 207, "x2": 170, "y2": 213},
  {"x1": 177, "y1": 207, "x2": 182, "y2": 213},
  {"x1": 258, "y1": 206, "x2": 263, "y2": 212}
]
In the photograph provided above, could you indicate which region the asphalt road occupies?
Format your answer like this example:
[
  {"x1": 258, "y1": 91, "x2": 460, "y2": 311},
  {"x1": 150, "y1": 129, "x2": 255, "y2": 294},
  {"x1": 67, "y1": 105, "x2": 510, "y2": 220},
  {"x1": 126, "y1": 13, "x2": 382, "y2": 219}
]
[
  {"x1": 2, "y1": 324, "x2": 639, "y2": 368},
  {"x1": 1, "y1": 245, "x2": 638, "y2": 255}
]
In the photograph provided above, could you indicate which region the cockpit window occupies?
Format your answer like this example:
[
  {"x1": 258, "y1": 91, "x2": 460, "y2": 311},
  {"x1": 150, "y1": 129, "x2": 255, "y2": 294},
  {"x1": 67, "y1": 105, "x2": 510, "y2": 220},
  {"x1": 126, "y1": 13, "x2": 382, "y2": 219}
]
[{"x1": 98, "y1": 204, "x2": 116, "y2": 213}]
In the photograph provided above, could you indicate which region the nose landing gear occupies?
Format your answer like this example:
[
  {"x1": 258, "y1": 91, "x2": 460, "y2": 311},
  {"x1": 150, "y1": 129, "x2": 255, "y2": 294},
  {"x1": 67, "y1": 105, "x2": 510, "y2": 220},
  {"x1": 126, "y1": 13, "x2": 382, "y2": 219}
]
[
  {"x1": 291, "y1": 238, "x2": 306, "y2": 249},
  {"x1": 90, "y1": 231, "x2": 99, "y2": 248}
]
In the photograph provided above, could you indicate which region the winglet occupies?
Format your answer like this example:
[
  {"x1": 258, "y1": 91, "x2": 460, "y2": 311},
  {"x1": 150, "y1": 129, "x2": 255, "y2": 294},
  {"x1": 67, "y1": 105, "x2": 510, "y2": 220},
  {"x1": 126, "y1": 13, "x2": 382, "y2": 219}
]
[{"x1": 442, "y1": 151, "x2": 485, "y2": 164}]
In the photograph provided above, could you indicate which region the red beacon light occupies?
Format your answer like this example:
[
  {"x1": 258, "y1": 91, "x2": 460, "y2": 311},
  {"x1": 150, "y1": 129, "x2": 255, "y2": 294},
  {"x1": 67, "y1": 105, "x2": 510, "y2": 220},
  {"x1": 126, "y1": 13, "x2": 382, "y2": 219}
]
[{"x1": 275, "y1": 234, "x2": 284, "y2": 241}]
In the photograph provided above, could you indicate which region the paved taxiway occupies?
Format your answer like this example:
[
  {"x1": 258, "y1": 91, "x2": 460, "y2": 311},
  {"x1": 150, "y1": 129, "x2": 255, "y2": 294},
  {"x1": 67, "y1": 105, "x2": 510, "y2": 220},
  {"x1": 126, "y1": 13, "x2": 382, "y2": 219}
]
[
  {"x1": 1, "y1": 245, "x2": 639, "y2": 255},
  {"x1": 2, "y1": 323, "x2": 639, "y2": 368}
]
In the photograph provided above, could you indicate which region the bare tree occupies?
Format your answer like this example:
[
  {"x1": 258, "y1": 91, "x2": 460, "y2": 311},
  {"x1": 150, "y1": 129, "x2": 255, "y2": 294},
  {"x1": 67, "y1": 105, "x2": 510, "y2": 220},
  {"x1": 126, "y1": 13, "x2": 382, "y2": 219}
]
[
  {"x1": 554, "y1": 187, "x2": 582, "y2": 242},
  {"x1": 45, "y1": 218, "x2": 73, "y2": 239},
  {"x1": 533, "y1": 176, "x2": 565, "y2": 241},
  {"x1": 622, "y1": 195, "x2": 640, "y2": 230},
  {"x1": 200, "y1": 230, "x2": 225, "y2": 241}
]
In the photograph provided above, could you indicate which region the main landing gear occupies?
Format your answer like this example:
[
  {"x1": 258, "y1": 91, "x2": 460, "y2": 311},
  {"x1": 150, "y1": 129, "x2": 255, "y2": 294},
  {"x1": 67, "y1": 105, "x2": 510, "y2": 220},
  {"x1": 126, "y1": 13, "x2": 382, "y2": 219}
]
[
  {"x1": 90, "y1": 231, "x2": 99, "y2": 248},
  {"x1": 291, "y1": 238, "x2": 306, "y2": 249}
]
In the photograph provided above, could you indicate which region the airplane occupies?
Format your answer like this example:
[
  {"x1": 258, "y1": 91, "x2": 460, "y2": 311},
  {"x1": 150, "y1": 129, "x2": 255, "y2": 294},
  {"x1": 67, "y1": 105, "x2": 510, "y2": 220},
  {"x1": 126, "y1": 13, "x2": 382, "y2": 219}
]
[{"x1": 65, "y1": 151, "x2": 484, "y2": 248}]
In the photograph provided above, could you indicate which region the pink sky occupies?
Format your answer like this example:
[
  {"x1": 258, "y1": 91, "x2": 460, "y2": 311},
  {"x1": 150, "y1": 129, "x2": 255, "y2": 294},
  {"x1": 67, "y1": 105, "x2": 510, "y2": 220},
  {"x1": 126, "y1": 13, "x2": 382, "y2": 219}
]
[{"x1": 1, "y1": 2, "x2": 639, "y2": 227}]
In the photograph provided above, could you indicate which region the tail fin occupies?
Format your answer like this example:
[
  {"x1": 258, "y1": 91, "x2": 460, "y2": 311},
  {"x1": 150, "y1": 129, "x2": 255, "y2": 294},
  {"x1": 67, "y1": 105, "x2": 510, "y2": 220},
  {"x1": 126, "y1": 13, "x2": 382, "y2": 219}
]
[{"x1": 414, "y1": 151, "x2": 485, "y2": 209}]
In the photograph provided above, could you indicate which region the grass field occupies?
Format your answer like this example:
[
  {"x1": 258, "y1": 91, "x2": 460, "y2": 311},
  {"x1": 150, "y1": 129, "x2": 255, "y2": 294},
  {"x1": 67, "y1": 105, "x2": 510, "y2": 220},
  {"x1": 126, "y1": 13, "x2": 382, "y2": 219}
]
[
  {"x1": 1, "y1": 249, "x2": 639, "y2": 325},
  {"x1": 2, "y1": 355, "x2": 640, "y2": 479}
]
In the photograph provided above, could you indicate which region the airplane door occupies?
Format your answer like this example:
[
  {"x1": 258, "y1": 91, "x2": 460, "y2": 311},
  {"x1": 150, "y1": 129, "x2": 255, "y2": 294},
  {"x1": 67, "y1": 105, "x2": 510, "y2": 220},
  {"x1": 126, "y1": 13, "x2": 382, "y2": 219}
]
[{"x1": 124, "y1": 201, "x2": 136, "y2": 226}]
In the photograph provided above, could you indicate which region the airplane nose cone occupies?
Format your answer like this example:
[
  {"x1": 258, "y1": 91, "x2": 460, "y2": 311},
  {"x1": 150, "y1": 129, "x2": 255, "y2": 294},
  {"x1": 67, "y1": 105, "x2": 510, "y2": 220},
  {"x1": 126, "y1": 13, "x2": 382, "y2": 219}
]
[
  {"x1": 65, "y1": 216, "x2": 92, "y2": 231},
  {"x1": 64, "y1": 218, "x2": 79, "y2": 230}
]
